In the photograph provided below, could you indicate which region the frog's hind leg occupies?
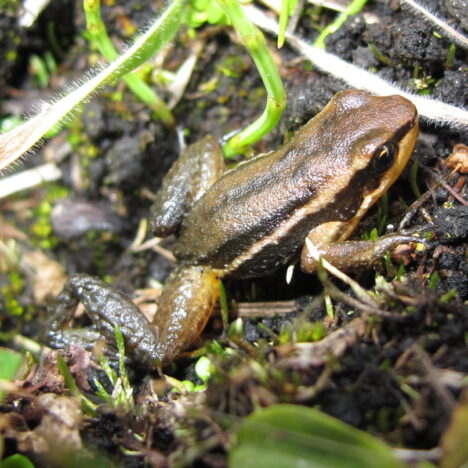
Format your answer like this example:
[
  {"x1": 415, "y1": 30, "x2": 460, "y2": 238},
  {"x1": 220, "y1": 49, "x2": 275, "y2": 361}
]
[
  {"x1": 150, "y1": 136, "x2": 225, "y2": 236},
  {"x1": 42, "y1": 274, "x2": 161, "y2": 368},
  {"x1": 154, "y1": 265, "x2": 221, "y2": 365}
]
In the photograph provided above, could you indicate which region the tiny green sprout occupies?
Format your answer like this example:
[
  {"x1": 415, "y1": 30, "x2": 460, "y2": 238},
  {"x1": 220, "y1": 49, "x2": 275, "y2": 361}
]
[
  {"x1": 56, "y1": 353, "x2": 97, "y2": 416},
  {"x1": 187, "y1": 0, "x2": 229, "y2": 27},
  {"x1": 115, "y1": 326, "x2": 133, "y2": 406},
  {"x1": 427, "y1": 271, "x2": 440, "y2": 289},
  {"x1": 445, "y1": 43, "x2": 456, "y2": 67},
  {"x1": 438, "y1": 288, "x2": 456, "y2": 303},
  {"x1": 31, "y1": 200, "x2": 57, "y2": 249},
  {"x1": 409, "y1": 160, "x2": 422, "y2": 198},
  {"x1": 153, "y1": 69, "x2": 176, "y2": 87},
  {"x1": 369, "y1": 227, "x2": 379, "y2": 241},
  {"x1": 3, "y1": 291, "x2": 24, "y2": 317},
  {"x1": 400, "y1": 381, "x2": 420, "y2": 400},
  {"x1": 6, "y1": 49, "x2": 17, "y2": 62},
  {"x1": 296, "y1": 322, "x2": 325, "y2": 343},
  {"x1": 424, "y1": 231, "x2": 434, "y2": 241},
  {"x1": 396, "y1": 263, "x2": 406, "y2": 279},
  {"x1": 413, "y1": 75, "x2": 436, "y2": 95},
  {"x1": 219, "y1": 281, "x2": 229, "y2": 332},
  {"x1": 377, "y1": 192, "x2": 389, "y2": 234},
  {"x1": 29, "y1": 55, "x2": 51, "y2": 88},
  {"x1": 0, "y1": 348, "x2": 25, "y2": 404},
  {"x1": 228, "y1": 317, "x2": 244, "y2": 338},
  {"x1": 278, "y1": 325, "x2": 292, "y2": 345},
  {"x1": 93, "y1": 326, "x2": 134, "y2": 411},
  {"x1": 7, "y1": 272, "x2": 24, "y2": 293},
  {"x1": 379, "y1": 359, "x2": 392, "y2": 371},
  {"x1": 195, "y1": 356, "x2": 214, "y2": 383},
  {"x1": 206, "y1": 339, "x2": 228, "y2": 357},
  {"x1": 315, "y1": 256, "x2": 328, "y2": 284},
  {"x1": 383, "y1": 250, "x2": 395, "y2": 277},
  {"x1": 0, "y1": 115, "x2": 23, "y2": 133},
  {"x1": 177, "y1": 357, "x2": 213, "y2": 392},
  {"x1": 324, "y1": 293, "x2": 334, "y2": 319},
  {"x1": 179, "y1": 379, "x2": 199, "y2": 392},
  {"x1": 367, "y1": 44, "x2": 392, "y2": 65},
  {"x1": 249, "y1": 359, "x2": 269, "y2": 384}
]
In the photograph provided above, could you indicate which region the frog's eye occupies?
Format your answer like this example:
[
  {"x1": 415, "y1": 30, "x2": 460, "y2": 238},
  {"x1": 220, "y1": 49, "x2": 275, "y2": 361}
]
[{"x1": 372, "y1": 143, "x2": 395, "y2": 172}]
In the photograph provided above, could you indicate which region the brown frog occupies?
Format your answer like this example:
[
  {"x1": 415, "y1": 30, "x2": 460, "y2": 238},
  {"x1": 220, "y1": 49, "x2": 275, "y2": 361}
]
[{"x1": 44, "y1": 90, "x2": 420, "y2": 367}]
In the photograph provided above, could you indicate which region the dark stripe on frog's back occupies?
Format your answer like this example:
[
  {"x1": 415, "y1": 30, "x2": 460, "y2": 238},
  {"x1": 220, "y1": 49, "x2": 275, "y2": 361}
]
[
  {"x1": 174, "y1": 140, "x2": 362, "y2": 274},
  {"x1": 218, "y1": 169, "x2": 368, "y2": 278}
]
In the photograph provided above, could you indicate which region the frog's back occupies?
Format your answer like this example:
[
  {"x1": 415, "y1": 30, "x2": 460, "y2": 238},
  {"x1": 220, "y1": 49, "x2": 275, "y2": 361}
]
[
  {"x1": 174, "y1": 129, "x2": 362, "y2": 277},
  {"x1": 174, "y1": 90, "x2": 417, "y2": 278}
]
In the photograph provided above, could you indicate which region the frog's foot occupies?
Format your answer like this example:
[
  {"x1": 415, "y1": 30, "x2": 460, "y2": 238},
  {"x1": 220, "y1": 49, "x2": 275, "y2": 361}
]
[
  {"x1": 43, "y1": 274, "x2": 161, "y2": 368},
  {"x1": 153, "y1": 265, "x2": 221, "y2": 365},
  {"x1": 301, "y1": 233, "x2": 429, "y2": 273}
]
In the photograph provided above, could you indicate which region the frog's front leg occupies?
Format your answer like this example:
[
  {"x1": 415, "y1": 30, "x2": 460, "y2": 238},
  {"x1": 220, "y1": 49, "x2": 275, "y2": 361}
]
[
  {"x1": 300, "y1": 221, "x2": 427, "y2": 273},
  {"x1": 153, "y1": 265, "x2": 221, "y2": 365},
  {"x1": 43, "y1": 274, "x2": 161, "y2": 367},
  {"x1": 150, "y1": 136, "x2": 225, "y2": 236}
]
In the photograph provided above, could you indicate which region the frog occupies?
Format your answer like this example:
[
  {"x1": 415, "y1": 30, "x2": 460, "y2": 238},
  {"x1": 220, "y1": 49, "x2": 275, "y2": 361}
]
[{"x1": 43, "y1": 90, "x2": 422, "y2": 368}]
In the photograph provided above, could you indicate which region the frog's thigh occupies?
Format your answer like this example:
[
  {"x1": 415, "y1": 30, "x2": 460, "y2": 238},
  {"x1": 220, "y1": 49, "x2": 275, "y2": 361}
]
[
  {"x1": 150, "y1": 136, "x2": 225, "y2": 236},
  {"x1": 154, "y1": 265, "x2": 220, "y2": 364},
  {"x1": 301, "y1": 222, "x2": 423, "y2": 273}
]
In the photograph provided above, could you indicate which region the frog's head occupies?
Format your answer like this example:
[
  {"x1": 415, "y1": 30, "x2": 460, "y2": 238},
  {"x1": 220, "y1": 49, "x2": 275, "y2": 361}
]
[
  {"x1": 331, "y1": 90, "x2": 418, "y2": 211},
  {"x1": 301, "y1": 90, "x2": 418, "y2": 238}
]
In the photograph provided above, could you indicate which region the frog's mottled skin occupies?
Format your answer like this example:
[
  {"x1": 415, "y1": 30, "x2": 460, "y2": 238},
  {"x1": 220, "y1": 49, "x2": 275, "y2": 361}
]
[{"x1": 45, "y1": 90, "x2": 419, "y2": 367}]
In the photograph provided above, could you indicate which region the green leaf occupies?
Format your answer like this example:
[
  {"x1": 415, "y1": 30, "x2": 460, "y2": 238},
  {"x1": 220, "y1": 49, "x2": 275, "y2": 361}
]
[
  {"x1": 229, "y1": 404, "x2": 406, "y2": 468},
  {"x1": 0, "y1": 454, "x2": 35, "y2": 468},
  {"x1": 0, "y1": 348, "x2": 24, "y2": 381}
]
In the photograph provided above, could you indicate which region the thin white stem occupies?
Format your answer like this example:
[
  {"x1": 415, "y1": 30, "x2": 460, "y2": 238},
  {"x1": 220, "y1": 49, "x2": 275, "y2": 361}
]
[
  {"x1": 19, "y1": 0, "x2": 52, "y2": 27},
  {"x1": 0, "y1": 162, "x2": 62, "y2": 199}
]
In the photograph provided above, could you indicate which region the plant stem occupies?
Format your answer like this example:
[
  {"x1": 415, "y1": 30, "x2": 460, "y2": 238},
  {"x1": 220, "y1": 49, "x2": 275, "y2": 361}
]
[
  {"x1": 216, "y1": 0, "x2": 286, "y2": 157},
  {"x1": 314, "y1": 0, "x2": 369, "y2": 48}
]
